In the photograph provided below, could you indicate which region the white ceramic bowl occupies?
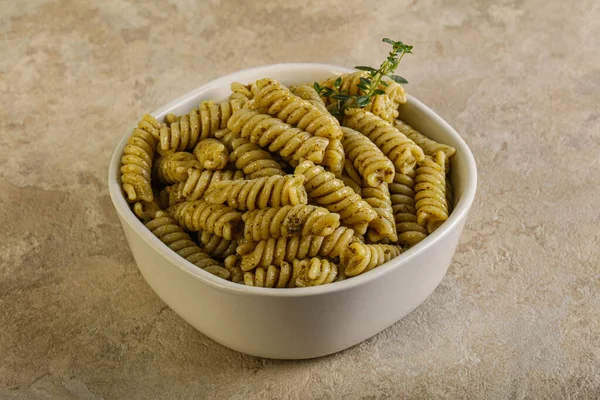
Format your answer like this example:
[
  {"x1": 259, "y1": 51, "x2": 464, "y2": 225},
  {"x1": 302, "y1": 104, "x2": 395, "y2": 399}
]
[{"x1": 108, "y1": 63, "x2": 477, "y2": 359}]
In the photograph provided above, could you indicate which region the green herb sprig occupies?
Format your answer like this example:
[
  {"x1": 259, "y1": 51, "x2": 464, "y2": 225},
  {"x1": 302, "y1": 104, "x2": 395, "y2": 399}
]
[{"x1": 314, "y1": 38, "x2": 413, "y2": 120}]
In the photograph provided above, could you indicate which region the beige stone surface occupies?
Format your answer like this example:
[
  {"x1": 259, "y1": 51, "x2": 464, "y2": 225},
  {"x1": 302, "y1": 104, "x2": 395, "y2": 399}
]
[{"x1": 1, "y1": 0, "x2": 599, "y2": 398}]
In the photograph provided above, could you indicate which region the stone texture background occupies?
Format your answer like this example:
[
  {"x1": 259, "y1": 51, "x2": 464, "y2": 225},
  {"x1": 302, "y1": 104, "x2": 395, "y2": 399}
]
[{"x1": 1, "y1": 0, "x2": 599, "y2": 398}]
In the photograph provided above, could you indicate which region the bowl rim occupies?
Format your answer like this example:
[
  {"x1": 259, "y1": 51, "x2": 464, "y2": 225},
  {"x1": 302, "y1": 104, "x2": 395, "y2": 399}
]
[{"x1": 108, "y1": 62, "x2": 478, "y2": 298}]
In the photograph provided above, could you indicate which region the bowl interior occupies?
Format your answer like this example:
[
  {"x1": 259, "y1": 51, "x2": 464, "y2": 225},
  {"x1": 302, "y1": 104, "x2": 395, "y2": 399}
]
[{"x1": 108, "y1": 63, "x2": 477, "y2": 296}]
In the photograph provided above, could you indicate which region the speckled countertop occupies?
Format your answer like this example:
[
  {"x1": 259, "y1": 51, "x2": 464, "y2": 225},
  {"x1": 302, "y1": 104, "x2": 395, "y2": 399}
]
[{"x1": 1, "y1": 0, "x2": 599, "y2": 398}]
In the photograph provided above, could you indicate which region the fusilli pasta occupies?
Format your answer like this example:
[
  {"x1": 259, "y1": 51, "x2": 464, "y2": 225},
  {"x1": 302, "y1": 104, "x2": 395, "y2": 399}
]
[
  {"x1": 322, "y1": 138, "x2": 345, "y2": 177},
  {"x1": 242, "y1": 205, "x2": 340, "y2": 241},
  {"x1": 242, "y1": 258, "x2": 338, "y2": 288},
  {"x1": 227, "y1": 108, "x2": 329, "y2": 165},
  {"x1": 293, "y1": 258, "x2": 338, "y2": 287},
  {"x1": 215, "y1": 128, "x2": 284, "y2": 178},
  {"x1": 145, "y1": 212, "x2": 230, "y2": 279},
  {"x1": 394, "y1": 119, "x2": 456, "y2": 162},
  {"x1": 205, "y1": 175, "x2": 308, "y2": 211},
  {"x1": 340, "y1": 243, "x2": 402, "y2": 277},
  {"x1": 362, "y1": 182, "x2": 397, "y2": 243},
  {"x1": 231, "y1": 82, "x2": 254, "y2": 100},
  {"x1": 158, "y1": 184, "x2": 185, "y2": 209},
  {"x1": 243, "y1": 262, "x2": 294, "y2": 288},
  {"x1": 236, "y1": 226, "x2": 355, "y2": 270},
  {"x1": 133, "y1": 198, "x2": 161, "y2": 222},
  {"x1": 198, "y1": 231, "x2": 238, "y2": 259},
  {"x1": 160, "y1": 169, "x2": 245, "y2": 208},
  {"x1": 253, "y1": 78, "x2": 343, "y2": 140},
  {"x1": 136, "y1": 114, "x2": 163, "y2": 139},
  {"x1": 415, "y1": 151, "x2": 449, "y2": 234},
  {"x1": 295, "y1": 160, "x2": 376, "y2": 234},
  {"x1": 121, "y1": 126, "x2": 158, "y2": 202},
  {"x1": 340, "y1": 159, "x2": 363, "y2": 196},
  {"x1": 224, "y1": 254, "x2": 244, "y2": 283},
  {"x1": 265, "y1": 81, "x2": 343, "y2": 174},
  {"x1": 343, "y1": 109, "x2": 424, "y2": 174},
  {"x1": 341, "y1": 127, "x2": 394, "y2": 187},
  {"x1": 156, "y1": 96, "x2": 248, "y2": 153},
  {"x1": 390, "y1": 171, "x2": 428, "y2": 247},
  {"x1": 289, "y1": 83, "x2": 327, "y2": 109},
  {"x1": 155, "y1": 152, "x2": 200, "y2": 184},
  {"x1": 193, "y1": 138, "x2": 229, "y2": 170},
  {"x1": 169, "y1": 200, "x2": 244, "y2": 240}
]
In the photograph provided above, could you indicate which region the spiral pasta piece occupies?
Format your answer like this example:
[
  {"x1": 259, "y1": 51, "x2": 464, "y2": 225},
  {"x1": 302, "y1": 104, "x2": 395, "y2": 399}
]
[
  {"x1": 198, "y1": 96, "x2": 246, "y2": 132},
  {"x1": 341, "y1": 127, "x2": 394, "y2": 187},
  {"x1": 160, "y1": 169, "x2": 245, "y2": 208},
  {"x1": 169, "y1": 200, "x2": 244, "y2": 240},
  {"x1": 242, "y1": 205, "x2": 340, "y2": 241},
  {"x1": 293, "y1": 258, "x2": 338, "y2": 287},
  {"x1": 136, "y1": 114, "x2": 163, "y2": 140},
  {"x1": 362, "y1": 182, "x2": 397, "y2": 243},
  {"x1": 295, "y1": 161, "x2": 376, "y2": 234},
  {"x1": 132, "y1": 198, "x2": 161, "y2": 222},
  {"x1": 155, "y1": 152, "x2": 200, "y2": 184},
  {"x1": 164, "y1": 113, "x2": 179, "y2": 125},
  {"x1": 205, "y1": 175, "x2": 308, "y2": 211},
  {"x1": 198, "y1": 231, "x2": 237, "y2": 259},
  {"x1": 343, "y1": 159, "x2": 362, "y2": 185},
  {"x1": 390, "y1": 171, "x2": 428, "y2": 247},
  {"x1": 383, "y1": 79, "x2": 407, "y2": 105},
  {"x1": 227, "y1": 108, "x2": 329, "y2": 165},
  {"x1": 340, "y1": 175, "x2": 361, "y2": 197},
  {"x1": 193, "y1": 138, "x2": 229, "y2": 170},
  {"x1": 321, "y1": 72, "x2": 364, "y2": 98},
  {"x1": 322, "y1": 138, "x2": 345, "y2": 177},
  {"x1": 215, "y1": 129, "x2": 284, "y2": 178},
  {"x1": 242, "y1": 258, "x2": 337, "y2": 288},
  {"x1": 340, "y1": 159, "x2": 362, "y2": 196},
  {"x1": 231, "y1": 82, "x2": 254, "y2": 100},
  {"x1": 290, "y1": 83, "x2": 327, "y2": 109},
  {"x1": 394, "y1": 119, "x2": 456, "y2": 164},
  {"x1": 230, "y1": 92, "x2": 252, "y2": 104},
  {"x1": 243, "y1": 262, "x2": 294, "y2": 288},
  {"x1": 120, "y1": 126, "x2": 158, "y2": 203},
  {"x1": 340, "y1": 243, "x2": 402, "y2": 277},
  {"x1": 237, "y1": 226, "x2": 355, "y2": 271},
  {"x1": 182, "y1": 169, "x2": 245, "y2": 201},
  {"x1": 224, "y1": 254, "x2": 244, "y2": 283},
  {"x1": 415, "y1": 152, "x2": 449, "y2": 234},
  {"x1": 377, "y1": 80, "x2": 406, "y2": 122},
  {"x1": 156, "y1": 97, "x2": 248, "y2": 153},
  {"x1": 366, "y1": 93, "x2": 399, "y2": 124},
  {"x1": 320, "y1": 71, "x2": 407, "y2": 122},
  {"x1": 253, "y1": 78, "x2": 343, "y2": 140},
  {"x1": 145, "y1": 212, "x2": 230, "y2": 280},
  {"x1": 158, "y1": 183, "x2": 185, "y2": 209},
  {"x1": 343, "y1": 109, "x2": 424, "y2": 175}
]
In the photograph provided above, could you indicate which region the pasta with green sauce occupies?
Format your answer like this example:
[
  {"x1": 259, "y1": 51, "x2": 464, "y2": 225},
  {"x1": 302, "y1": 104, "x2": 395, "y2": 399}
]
[
  {"x1": 120, "y1": 125, "x2": 158, "y2": 203},
  {"x1": 227, "y1": 108, "x2": 329, "y2": 166},
  {"x1": 236, "y1": 226, "x2": 355, "y2": 271},
  {"x1": 120, "y1": 56, "x2": 457, "y2": 287}
]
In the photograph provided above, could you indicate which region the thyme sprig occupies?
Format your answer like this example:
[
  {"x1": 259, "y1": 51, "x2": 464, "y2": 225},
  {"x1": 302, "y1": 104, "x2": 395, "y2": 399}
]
[{"x1": 314, "y1": 38, "x2": 413, "y2": 120}]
